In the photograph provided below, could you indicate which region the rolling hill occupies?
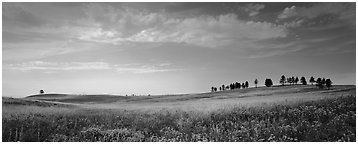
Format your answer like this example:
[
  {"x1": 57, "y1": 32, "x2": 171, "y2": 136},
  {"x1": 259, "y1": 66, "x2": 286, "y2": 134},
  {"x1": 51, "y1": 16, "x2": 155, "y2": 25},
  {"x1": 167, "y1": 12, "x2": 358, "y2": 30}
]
[{"x1": 21, "y1": 85, "x2": 356, "y2": 112}]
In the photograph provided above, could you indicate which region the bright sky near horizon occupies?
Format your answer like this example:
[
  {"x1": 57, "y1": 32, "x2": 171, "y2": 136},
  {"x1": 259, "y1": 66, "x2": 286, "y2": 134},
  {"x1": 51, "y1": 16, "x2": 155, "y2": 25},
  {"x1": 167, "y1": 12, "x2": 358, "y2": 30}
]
[{"x1": 2, "y1": 2, "x2": 356, "y2": 97}]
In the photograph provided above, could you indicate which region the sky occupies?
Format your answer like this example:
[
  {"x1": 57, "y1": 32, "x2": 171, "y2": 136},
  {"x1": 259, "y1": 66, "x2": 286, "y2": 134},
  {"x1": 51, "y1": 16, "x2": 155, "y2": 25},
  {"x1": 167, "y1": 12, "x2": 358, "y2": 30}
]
[{"x1": 2, "y1": 2, "x2": 356, "y2": 97}]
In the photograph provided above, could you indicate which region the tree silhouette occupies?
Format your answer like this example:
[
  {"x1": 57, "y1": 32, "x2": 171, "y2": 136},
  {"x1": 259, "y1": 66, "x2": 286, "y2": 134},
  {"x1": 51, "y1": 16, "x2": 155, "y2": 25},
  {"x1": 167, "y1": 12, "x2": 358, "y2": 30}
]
[
  {"x1": 219, "y1": 87, "x2": 222, "y2": 91},
  {"x1": 280, "y1": 75, "x2": 286, "y2": 86},
  {"x1": 238, "y1": 83, "x2": 241, "y2": 89},
  {"x1": 214, "y1": 87, "x2": 217, "y2": 92},
  {"x1": 322, "y1": 78, "x2": 326, "y2": 86},
  {"x1": 316, "y1": 78, "x2": 322, "y2": 85},
  {"x1": 242, "y1": 82, "x2": 245, "y2": 88},
  {"x1": 235, "y1": 82, "x2": 239, "y2": 89},
  {"x1": 254, "y1": 79, "x2": 258, "y2": 88},
  {"x1": 309, "y1": 76, "x2": 315, "y2": 85},
  {"x1": 295, "y1": 77, "x2": 299, "y2": 85},
  {"x1": 316, "y1": 78, "x2": 324, "y2": 89},
  {"x1": 39, "y1": 90, "x2": 45, "y2": 94},
  {"x1": 211, "y1": 87, "x2": 214, "y2": 92},
  {"x1": 222, "y1": 85, "x2": 225, "y2": 91},
  {"x1": 287, "y1": 77, "x2": 292, "y2": 85},
  {"x1": 291, "y1": 77, "x2": 295, "y2": 85},
  {"x1": 326, "y1": 79, "x2": 332, "y2": 89},
  {"x1": 245, "y1": 81, "x2": 249, "y2": 88},
  {"x1": 265, "y1": 79, "x2": 273, "y2": 87},
  {"x1": 300, "y1": 76, "x2": 307, "y2": 85}
]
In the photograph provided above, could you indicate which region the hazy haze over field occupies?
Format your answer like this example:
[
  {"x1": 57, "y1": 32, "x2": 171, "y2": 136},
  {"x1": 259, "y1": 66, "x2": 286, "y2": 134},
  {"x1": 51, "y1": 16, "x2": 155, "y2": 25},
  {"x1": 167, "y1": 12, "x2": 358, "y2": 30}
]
[{"x1": 2, "y1": 2, "x2": 356, "y2": 97}]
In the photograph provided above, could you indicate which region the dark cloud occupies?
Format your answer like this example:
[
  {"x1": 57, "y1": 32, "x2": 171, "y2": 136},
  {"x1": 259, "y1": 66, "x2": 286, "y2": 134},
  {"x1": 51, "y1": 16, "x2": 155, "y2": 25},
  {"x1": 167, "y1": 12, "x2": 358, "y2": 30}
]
[{"x1": 3, "y1": 3, "x2": 46, "y2": 27}]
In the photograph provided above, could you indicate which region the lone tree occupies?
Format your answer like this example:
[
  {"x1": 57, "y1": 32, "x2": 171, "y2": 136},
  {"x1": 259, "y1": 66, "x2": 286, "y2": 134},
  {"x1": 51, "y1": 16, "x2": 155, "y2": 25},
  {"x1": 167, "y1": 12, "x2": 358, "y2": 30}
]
[
  {"x1": 300, "y1": 76, "x2": 307, "y2": 85},
  {"x1": 222, "y1": 85, "x2": 225, "y2": 91},
  {"x1": 265, "y1": 78, "x2": 273, "y2": 87},
  {"x1": 254, "y1": 79, "x2": 258, "y2": 88},
  {"x1": 39, "y1": 90, "x2": 45, "y2": 94},
  {"x1": 280, "y1": 75, "x2": 286, "y2": 86},
  {"x1": 309, "y1": 76, "x2": 315, "y2": 85},
  {"x1": 326, "y1": 79, "x2": 332, "y2": 89}
]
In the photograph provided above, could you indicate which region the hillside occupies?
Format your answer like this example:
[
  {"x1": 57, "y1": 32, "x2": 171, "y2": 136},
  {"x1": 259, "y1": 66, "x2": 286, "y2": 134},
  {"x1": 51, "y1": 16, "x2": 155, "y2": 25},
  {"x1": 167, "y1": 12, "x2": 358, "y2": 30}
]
[
  {"x1": 26, "y1": 94, "x2": 130, "y2": 104},
  {"x1": 23, "y1": 85, "x2": 356, "y2": 112},
  {"x1": 3, "y1": 97, "x2": 71, "y2": 107}
]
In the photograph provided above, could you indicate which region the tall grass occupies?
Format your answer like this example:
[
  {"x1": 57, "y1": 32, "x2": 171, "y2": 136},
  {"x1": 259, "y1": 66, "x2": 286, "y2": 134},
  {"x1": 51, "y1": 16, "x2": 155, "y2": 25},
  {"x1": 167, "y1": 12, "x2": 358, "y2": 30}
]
[{"x1": 2, "y1": 95, "x2": 355, "y2": 142}]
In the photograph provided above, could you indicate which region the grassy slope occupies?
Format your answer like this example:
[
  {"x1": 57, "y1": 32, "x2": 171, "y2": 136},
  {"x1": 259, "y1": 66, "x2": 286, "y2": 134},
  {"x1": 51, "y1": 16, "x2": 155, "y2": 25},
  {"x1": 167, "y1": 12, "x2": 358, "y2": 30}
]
[
  {"x1": 26, "y1": 94, "x2": 130, "y2": 104},
  {"x1": 2, "y1": 85, "x2": 356, "y2": 142},
  {"x1": 26, "y1": 85, "x2": 355, "y2": 103},
  {"x1": 21, "y1": 85, "x2": 356, "y2": 112},
  {"x1": 2, "y1": 95, "x2": 356, "y2": 142},
  {"x1": 2, "y1": 97, "x2": 71, "y2": 107}
]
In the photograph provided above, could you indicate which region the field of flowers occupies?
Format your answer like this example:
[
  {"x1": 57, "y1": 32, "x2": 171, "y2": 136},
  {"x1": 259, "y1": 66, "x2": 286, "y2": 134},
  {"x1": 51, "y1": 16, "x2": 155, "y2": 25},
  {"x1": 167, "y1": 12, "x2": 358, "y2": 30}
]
[{"x1": 2, "y1": 95, "x2": 356, "y2": 142}]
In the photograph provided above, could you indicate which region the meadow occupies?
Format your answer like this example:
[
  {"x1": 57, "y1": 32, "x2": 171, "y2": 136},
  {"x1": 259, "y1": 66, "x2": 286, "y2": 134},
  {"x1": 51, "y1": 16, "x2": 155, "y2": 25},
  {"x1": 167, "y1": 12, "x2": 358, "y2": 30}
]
[{"x1": 2, "y1": 85, "x2": 356, "y2": 142}]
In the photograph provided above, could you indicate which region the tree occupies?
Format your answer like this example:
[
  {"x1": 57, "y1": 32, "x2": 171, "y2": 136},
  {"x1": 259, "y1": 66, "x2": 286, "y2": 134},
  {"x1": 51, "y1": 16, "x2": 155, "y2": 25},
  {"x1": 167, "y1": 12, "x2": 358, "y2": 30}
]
[
  {"x1": 322, "y1": 78, "x2": 326, "y2": 86},
  {"x1": 245, "y1": 81, "x2": 249, "y2": 88},
  {"x1": 316, "y1": 78, "x2": 322, "y2": 85},
  {"x1": 300, "y1": 76, "x2": 307, "y2": 85},
  {"x1": 326, "y1": 79, "x2": 332, "y2": 89},
  {"x1": 291, "y1": 77, "x2": 295, "y2": 84},
  {"x1": 242, "y1": 83, "x2": 245, "y2": 88},
  {"x1": 309, "y1": 76, "x2": 315, "y2": 85},
  {"x1": 316, "y1": 78, "x2": 323, "y2": 89},
  {"x1": 254, "y1": 79, "x2": 258, "y2": 88},
  {"x1": 219, "y1": 87, "x2": 222, "y2": 91},
  {"x1": 235, "y1": 82, "x2": 239, "y2": 89},
  {"x1": 287, "y1": 77, "x2": 292, "y2": 85},
  {"x1": 265, "y1": 79, "x2": 273, "y2": 87},
  {"x1": 211, "y1": 87, "x2": 214, "y2": 92},
  {"x1": 238, "y1": 83, "x2": 241, "y2": 89},
  {"x1": 222, "y1": 85, "x2": 225, "y2": 91},
  {"x1": 280, "y1": 75, "x2": 286, "y2": 86},
  {"x1": 214, "y1": 87, "x2": 217, "y2": 92},
  {"x1": 295, "y1": 77, "x2": 299, "y2": 85},
  {"x1": 39, "y1": 90, "x2": 45, "y2": 94}
]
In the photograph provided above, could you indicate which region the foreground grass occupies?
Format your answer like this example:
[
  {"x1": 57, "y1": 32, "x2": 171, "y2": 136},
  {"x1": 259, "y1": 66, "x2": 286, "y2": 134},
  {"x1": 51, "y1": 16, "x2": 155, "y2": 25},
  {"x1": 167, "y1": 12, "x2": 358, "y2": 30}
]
[{"x1": 2, "y1": 95, "x2": 356, "y2": 142}]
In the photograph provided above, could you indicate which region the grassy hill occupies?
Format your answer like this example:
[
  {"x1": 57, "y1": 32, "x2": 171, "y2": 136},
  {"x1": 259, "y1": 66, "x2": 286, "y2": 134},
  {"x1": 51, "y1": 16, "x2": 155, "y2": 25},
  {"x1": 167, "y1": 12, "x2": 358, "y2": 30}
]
[
  {"x1": 22, "y1": 85, "x2": 356, "y2": 112},
  {"x1": 3, "y1": 84, "x2": 355, "y2": 142},
  {"x1": 26, "y1": 94, "x2": 130, "y2": 104},
  {"x1": 3, "y1": 97, "x2": 71, "y2": 107}
]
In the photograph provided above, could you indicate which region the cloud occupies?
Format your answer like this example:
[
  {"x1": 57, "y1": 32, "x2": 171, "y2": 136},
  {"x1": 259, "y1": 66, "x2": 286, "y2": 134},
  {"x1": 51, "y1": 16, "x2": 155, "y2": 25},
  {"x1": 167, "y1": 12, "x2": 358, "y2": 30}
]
[
  {"x1": 3, "y1": 3, "x2": 289, "y2": 50},
  {"x1": 80, "y1": 4, "x2": 288, "y2": 48},
  {"x1": 4, "y1": 61, "x2": 181, "y2": 74},
  {"x1": 2, "y1": 3, "x2": 46, "y2": 27},
  {"x1": 277, "y1": 3, "x2": 355, "y2": 24},
  {"x1": 239, "y1": 3, "x2": 266, "y2": 17},
  {"x1": 5, "y1": 61, "x2": 111, "y2": 71},
  {"x1": 278, "y1": 6, "x2": 297, "y2": 19}
]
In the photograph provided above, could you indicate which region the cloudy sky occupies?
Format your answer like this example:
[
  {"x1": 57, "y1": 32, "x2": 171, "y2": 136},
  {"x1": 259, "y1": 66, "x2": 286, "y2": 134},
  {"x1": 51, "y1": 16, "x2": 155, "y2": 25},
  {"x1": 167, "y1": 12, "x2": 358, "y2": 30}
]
[{"x1": 2, "y1": 2, "x2": 356, "y2": 97}]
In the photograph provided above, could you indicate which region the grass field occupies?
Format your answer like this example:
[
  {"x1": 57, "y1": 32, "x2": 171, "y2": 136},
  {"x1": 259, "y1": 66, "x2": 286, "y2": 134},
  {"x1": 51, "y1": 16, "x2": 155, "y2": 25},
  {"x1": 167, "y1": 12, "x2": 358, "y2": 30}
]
[{"x1": 2, "y1": 85, "x2": 356, "y2": 142}]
